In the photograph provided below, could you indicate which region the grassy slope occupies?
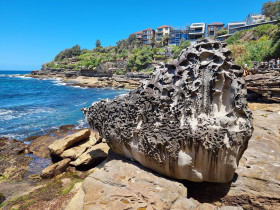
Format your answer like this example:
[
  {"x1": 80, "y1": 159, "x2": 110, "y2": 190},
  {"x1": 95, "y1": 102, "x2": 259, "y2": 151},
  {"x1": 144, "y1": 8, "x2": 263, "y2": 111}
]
[{"x1": 226, "y1": 24, "x2": 279, "y2": 68}]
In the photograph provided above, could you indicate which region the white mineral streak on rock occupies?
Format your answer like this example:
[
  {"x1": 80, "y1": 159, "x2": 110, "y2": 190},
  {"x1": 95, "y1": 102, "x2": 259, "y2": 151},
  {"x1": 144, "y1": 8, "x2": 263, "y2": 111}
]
[{"x1": 82, "y1": 38, "x2": 253, "y2": 183}]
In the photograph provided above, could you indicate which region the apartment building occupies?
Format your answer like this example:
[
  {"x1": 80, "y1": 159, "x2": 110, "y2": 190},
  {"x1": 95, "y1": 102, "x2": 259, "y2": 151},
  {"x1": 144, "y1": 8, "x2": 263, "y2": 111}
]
[
  {"x1": 207, "y1": 22, "x2": 225, "y2": 37},
  {"x1": 142, "y1": 28, "x2": 155, "y2": 45},
  {"x1": 155, "y1": 25, "x2": 172, "y2": 41},
  {"x1": 169, "y1": 26, "x2": 189, "y2": 46},
  {"x1": 134, "y1": 31, "x2": 144, "y2": 44},
  {"x1": 188, "y1": 23, "x2": 206, "y2": 41},
  {"x1": 229, "y1": 19, "x2": 279, "y2": 35},
  {"x1": 244, "y1": 13, "x2": 266, "y2": 25},
  {"x1": 226, "y1": 21, "x2": 246, "y2": 34}
]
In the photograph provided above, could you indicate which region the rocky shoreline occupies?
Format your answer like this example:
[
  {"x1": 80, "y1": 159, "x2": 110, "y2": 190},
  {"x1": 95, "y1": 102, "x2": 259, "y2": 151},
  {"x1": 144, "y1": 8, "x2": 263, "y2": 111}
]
[
  {"x1": 1, "y1": 103, "x2": 280, "y2": 209},
  {"x1": 28, "y1": 70, "x2": 148, "y2": 90},
  {"x1": 27, "y1": 68, "x2": 280, "y2": 102}
]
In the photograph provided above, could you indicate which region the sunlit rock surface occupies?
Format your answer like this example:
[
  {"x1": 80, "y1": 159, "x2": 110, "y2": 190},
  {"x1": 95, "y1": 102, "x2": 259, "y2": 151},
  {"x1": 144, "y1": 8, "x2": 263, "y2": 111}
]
[{"x1": 82, "y1": 38, "x2": 253, "y2": 183}]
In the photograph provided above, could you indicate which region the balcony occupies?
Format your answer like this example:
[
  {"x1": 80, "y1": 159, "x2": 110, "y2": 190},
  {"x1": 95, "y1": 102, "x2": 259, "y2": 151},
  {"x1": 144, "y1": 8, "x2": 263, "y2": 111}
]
[{"x1": 189, "y1": 28, "x2": 203, "y2": 34}]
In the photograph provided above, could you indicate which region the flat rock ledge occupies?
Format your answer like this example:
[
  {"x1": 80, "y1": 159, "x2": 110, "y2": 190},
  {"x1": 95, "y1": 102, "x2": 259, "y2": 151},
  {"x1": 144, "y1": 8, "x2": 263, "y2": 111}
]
[
  {"x1": 82, "y1": 38, "x2": 253, "y2": 183},
  {"x1": 66, "y1": 152, "x2": 241, "y2": 210}
]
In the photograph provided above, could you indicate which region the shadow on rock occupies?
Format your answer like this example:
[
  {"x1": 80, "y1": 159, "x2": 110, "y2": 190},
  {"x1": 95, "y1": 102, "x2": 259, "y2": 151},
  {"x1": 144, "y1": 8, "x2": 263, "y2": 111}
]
[{"x1": 182, "y1": 174, "x2": 237, "y2": 203}]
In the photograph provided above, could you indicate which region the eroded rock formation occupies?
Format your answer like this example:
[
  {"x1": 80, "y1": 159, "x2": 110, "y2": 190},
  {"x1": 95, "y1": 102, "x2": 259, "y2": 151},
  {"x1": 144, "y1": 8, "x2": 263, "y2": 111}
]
[
  {"x1": 82, "y1": 38, "x2": 253, "y2": 183},
  {"x1": 245, "y1": 70, "x2": 280, "y2": 103}
]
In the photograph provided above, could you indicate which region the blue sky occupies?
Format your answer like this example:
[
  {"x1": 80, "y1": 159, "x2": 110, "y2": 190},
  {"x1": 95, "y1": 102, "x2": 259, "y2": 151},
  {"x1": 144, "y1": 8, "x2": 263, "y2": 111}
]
[{"x1": 0, "y1": 0, "x2": 268, "y2": 70}]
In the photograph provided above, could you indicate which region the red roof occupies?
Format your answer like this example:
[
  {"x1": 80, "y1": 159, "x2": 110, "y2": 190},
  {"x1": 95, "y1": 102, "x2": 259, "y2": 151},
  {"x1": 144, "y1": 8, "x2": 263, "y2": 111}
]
[
  {"x1": 208, "y1": 22, "x2": 224, "y2": 26},
  {"x1": 143, "y1": 28, "x2": 154, "y2": 31},
  {"x1": 134, "y1": 31, "x2": 143, "y2": 34},
  {"x1": 157, "y1": 25, "x2": 170, "y2": 29}
]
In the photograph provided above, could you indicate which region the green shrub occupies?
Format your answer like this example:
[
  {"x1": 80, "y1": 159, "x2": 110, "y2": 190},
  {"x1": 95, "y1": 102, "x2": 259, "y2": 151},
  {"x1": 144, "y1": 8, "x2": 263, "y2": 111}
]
[
  {"x1": 54, "y1": 44, "x2": 81, "y2": 61},
  {"x1": 154, "y1": 54, "x2": 165, "y2": 60},
  {"x1": 116, "y1": 69, "x2": 127, "y2": 75}
]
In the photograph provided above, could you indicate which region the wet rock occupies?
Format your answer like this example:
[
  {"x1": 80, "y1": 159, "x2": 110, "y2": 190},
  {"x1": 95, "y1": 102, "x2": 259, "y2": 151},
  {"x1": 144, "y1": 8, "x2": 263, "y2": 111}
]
[
  {"x1": 70, "y1": 143, "x2": 109, "y2": 167},
  {"x1": 49, "y1": 129, "x2": 91, "y2": 156},
  {"x1": 41, "y1": 158, "x2": 71, "y2": 179},
  {"x1": 28, "y1": 125, "x2": 79, "y2": 158},
  {"x1": 0, "y1": 137, "x2": 27, "y2": 155},
  {"x1": 0, "y1": 138, "x2": 32, "y2": 181},
  {"x1": 82, "y1": 38, "x2": 253, "y2": 183}
]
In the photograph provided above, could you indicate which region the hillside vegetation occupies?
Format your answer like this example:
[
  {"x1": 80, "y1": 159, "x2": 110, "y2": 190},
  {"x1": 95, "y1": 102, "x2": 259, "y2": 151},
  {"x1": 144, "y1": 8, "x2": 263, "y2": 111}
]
[
  {"x1": 45, "y1": 23, "x2": 280, "y2": 72},
  {"x1": 226, "y1": 23, "x2": 280, "y2": 67},
  {"x1": 45, "y1": 35, "x2": 191, "y2": 74}
]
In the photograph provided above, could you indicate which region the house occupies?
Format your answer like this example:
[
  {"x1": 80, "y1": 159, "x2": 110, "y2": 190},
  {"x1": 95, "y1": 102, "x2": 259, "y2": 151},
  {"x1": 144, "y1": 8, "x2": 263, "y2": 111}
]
[
  {"x1": 169, "y1": 26, "x2": 189, "y2": 46},
  {"x1": 155, "y1": 25, "x2": 172, "y2": 41},
  {"x1": 229, "y1": 19, "x2": 279, "y2": 35},
  {"x1": 226, "y1": 21, "x2": 246, "y2": 34},
  {"x1": 188, "y1": 23, "x2": 206, "y2": 41},
  {"x1": 244, "y1": 13, "x2": 266, "y2": 25},
  {"x1": 207, "y1": 22, "x2": 225, "y2": 37},
  {"x1": 134, "y1": 31, "x2": 144, "y2": 44},
  {"x1": 217, "y1": 19, "x2": 279, "y2": 41},
  {"x1": 142, "y1": 28, "x2": 155, "y2": 45}
]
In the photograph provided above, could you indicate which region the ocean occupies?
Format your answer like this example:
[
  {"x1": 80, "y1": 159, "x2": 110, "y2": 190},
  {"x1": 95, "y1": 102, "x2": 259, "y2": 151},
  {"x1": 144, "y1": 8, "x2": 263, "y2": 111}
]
[{"x1": 0, "y1": 70, "x2": 129, "y2": 140}]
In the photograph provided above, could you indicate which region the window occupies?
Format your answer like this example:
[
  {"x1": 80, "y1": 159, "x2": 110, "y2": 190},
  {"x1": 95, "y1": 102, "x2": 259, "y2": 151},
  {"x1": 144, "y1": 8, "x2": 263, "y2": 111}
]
[
  {"x1": 217, "y1": 26, "x2": 223, "y2": 30},
  {"x1": 165, "y1": 27, "x2": 169, "y2": 30},
  {"x1": 209, "y1": 26, "x2": 215, "y2": 31}
]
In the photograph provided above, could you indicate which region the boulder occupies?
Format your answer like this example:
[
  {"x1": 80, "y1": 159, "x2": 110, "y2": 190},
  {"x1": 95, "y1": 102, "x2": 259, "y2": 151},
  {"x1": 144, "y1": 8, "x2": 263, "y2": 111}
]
[
  {"x1": 70, "y1": 143, "x2": 109, "y2": 167},
  {"x1": 48, "y1": 129, "x2": 91, "y2": 156},
  {"x1": 28, "y1": 125, "x2": 77, "y2": 158},
  {"x1": 41, "y1": 158, "x2": 71, "y2": 179},
  {"x1": 82, "y1": 38, "x2": 253, "y2": 183},
  {"x1": 60, "y1": 131, "x2": 99, "y2": 160}
]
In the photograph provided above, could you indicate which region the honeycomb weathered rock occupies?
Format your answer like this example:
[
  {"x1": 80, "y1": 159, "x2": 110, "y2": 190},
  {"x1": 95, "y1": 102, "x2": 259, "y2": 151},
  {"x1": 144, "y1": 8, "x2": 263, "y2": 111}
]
[{"x1": 82, "y1": 38, "x2": 253, "y2": 183}]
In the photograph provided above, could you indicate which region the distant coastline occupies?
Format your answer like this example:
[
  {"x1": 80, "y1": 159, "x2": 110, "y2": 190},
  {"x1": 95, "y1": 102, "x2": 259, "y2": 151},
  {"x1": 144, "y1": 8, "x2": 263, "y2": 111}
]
[{"x1": 0, "y1": 70, "x2": 129, "y2": 141}]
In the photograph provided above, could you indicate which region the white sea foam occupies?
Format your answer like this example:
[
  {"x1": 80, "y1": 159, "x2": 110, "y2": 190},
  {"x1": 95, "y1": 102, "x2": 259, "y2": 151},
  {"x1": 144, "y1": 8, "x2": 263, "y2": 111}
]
[
  {"x1": 0, "y1": 109, "x2": 14, "y2": 116},
  {"x1": 9, "y1": 75, "x2": 33, "y2": 79},
  {"x1": 117, "y1": 93, "x2": 128, "y2": 98},
  {"x1": 75, "y1": 101, "x2": 87, "y2": 106},
  {"x1": 75, "y1": 119, "x2": 88, "y2": 129},
  {"x1": 2, "y1": 133, "x2": 26, "y2": 140},
  {"x1": 52, "y1": 79, "x2": 67, "y2": 86}
]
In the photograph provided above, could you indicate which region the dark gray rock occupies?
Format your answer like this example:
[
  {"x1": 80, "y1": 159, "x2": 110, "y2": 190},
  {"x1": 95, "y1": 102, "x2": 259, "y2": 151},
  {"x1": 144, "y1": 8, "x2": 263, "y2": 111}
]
[
  {"x1": 82, "y1": 38, "x2": 253, "y2": 183},
  {"x1": 0, "y1": 193, "x2": 4, "y2": 204}
]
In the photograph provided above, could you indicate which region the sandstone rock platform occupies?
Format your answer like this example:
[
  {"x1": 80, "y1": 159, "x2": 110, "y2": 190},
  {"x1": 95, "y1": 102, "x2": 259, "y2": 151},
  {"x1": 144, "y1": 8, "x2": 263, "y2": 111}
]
[{"x1": 67, "y1": 103, "x2": 280, "y2": 209}]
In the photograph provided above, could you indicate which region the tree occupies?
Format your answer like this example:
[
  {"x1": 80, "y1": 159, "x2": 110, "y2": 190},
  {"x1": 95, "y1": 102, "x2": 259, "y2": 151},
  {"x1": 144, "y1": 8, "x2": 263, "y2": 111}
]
[
  {"x1": 54, "y1": 44, "x2": 81, "y2": 61},
  {"x1": 151, "y1": 37, "x2": 156, "y2": 48},
  {"x1": 179, "y1": 37, "x2": 185, "y2": 46},
  {"x1": 95, "y1": 39, "x2": 101, "y2": 47},
  {"x1": 216, "y1": 30, "x2": 228, "y2": 37},
  {"x1": 72, "y1": 44, "x2": 81, "y2": 57},
  {"x1": 261, "y1": 0, "x2": 280, "y2": 20},
  {"x1": 172, "y1": 39, "x2": 191, "y2": 58},
  {"x1": 162, "y1": 34, "x2": 169, "y2": 46},
  {"x1": 127, "y1": 34, "x2": 136, "y2": 44}
]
